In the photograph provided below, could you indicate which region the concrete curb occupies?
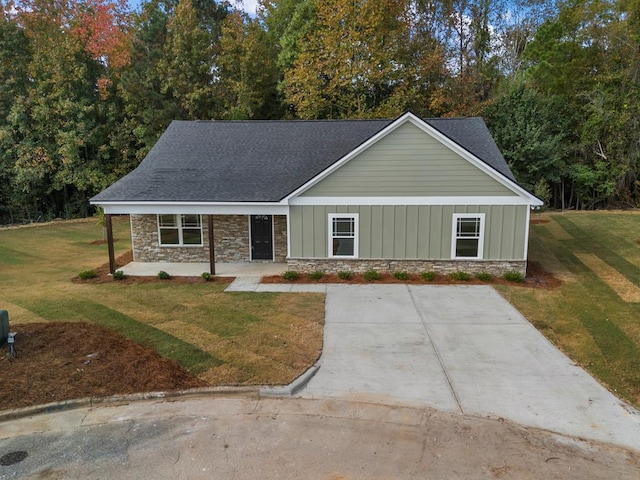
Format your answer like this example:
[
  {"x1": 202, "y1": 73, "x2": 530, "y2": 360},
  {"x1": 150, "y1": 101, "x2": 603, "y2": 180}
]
[
  {"x1": 0, "y1": 386, "x2": 260, "y2": 423},
  {"x1": 0, "y1": 363, "x2": 322, "y2": 423},
  {"x1": 260, "y1": 364, "x2": 320, "y2": 397}
]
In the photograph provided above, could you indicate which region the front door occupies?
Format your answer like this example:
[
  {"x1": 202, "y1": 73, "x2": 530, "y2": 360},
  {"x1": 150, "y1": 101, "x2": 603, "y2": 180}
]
[{"x1": 250, "y1": 215, "x2": 273, "y2": 260}]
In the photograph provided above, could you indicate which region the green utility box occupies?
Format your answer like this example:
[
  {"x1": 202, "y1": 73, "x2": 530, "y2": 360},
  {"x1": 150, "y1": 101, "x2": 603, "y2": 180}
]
[{"x1": 0, "y1": 310, "x2": 8, "y2": 345}]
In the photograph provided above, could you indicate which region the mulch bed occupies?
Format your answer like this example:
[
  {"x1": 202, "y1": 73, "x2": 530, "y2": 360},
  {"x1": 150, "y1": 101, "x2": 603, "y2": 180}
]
[
  {"x1": 80, "y1": 245, "x2": 560, "y2": 289},
  {"x1": 263, "y1": 261, "x2": 561, "y2": 289},
  {"x1": 0, "y1": 322, "x2": 207, "y2": 410}
]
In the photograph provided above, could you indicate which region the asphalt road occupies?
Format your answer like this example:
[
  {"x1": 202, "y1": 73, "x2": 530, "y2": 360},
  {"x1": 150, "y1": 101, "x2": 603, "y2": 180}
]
[{"x1": 1, "y1": 397, "x2": 639, "y2": 479}]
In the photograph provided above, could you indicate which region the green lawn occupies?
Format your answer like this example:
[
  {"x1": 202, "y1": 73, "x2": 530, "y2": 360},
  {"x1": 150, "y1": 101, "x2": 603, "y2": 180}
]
[
  {"x1": 3, "y1": 213, "x2": 639, "y2": 406},
  {"x1": 497, "y1": 211, "x2": 640, "y2": 407},
  {"x1": 0, "y1": 217, "x2": 325, "y2": 385}
]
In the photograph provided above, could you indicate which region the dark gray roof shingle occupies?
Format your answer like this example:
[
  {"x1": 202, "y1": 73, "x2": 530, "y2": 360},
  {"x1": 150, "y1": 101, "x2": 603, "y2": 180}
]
[{"x1": 91, "y1": 115, "x2": 516, "y2": 203}]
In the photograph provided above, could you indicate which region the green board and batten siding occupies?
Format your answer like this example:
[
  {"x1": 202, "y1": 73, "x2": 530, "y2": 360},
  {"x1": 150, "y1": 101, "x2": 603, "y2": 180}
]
[
  {"x1": 300, "y1": 121, "x2": 517, "y2": 198},
  {"x1": 290, "y1": 120, "x2": 529, "y2": 262},
  {"x1": 289, "y1": 205, "x2": 528, "y2": 260}
]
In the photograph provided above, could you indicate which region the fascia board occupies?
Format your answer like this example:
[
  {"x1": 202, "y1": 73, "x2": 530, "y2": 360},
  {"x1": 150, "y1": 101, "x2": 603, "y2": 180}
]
[
  {"x1": 289, "y1": 196, "x2": 534, "y2": 206},
  {"x1": 94, "y1": 201, "x2": 288, "y2": 215}
]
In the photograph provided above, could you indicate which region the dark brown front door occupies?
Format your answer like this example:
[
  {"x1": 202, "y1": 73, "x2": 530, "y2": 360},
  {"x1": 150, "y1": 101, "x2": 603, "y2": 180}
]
[{"x1": 251, "y1": 215, "x2": 273, "y2": 260}]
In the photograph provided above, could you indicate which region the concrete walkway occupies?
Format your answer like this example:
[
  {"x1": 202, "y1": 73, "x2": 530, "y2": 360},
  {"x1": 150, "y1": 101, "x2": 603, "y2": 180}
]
[{"x1": 293, "y1": 284, "x2": 640, "y2": 451}]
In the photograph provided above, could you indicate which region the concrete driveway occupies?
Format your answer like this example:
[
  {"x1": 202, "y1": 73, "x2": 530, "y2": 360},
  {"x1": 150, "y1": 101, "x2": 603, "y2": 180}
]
[{"x1": 298, "y1": 285, "x2": 640, "y2": 450}]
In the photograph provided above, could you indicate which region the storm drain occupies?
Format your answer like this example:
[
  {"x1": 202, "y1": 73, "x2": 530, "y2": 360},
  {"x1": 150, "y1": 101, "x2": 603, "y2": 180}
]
[{"x1": 0, "y1": 451, "x2": 28, "y2": 466}]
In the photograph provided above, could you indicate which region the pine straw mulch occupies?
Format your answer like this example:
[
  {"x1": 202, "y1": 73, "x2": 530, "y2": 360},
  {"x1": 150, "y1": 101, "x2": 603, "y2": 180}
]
[
  {"x1": 262, "y1": 262, "x2": 561, "y2": 289},
  {"x1": 0, "y1": 322, "x2": 207, "y2": 411},
  {"x1": 79, "y1": 250, "x2": 560, "y2": 289}
]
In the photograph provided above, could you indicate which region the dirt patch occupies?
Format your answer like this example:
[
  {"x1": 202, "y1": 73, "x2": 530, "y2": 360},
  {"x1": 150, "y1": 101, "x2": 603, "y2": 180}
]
[
  {"x1": 530, "y1": 219, "x2": 550, "y2": 224},
  {"x1": 263, "y1": 262, "x2": 561, "y2": 289},
  {"x1": 0, "y1": 322, "x2": 207, "y2": 410}
]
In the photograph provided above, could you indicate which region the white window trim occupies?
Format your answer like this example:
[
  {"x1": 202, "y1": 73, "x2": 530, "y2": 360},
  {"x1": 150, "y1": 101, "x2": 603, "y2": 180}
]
[
  {"x1": 157, "y1": 214, "x2": 203, "y2": 247},
  {"x1": 328, "y1": 213, "x2": 359, "y2": 258},
  {"x1": 451, "y1": 213, "x2": 485, "y2": 260}
]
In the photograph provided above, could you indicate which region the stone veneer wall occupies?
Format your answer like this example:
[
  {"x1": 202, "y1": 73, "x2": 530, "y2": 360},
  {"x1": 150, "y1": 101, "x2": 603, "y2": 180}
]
[
  {"x1": 131, "y1": 214, "x2": 209, "y2": 263},
  {"x1": 131, "y1": 214, "x2": 288, "y2": 263},
  {"x1": 215, "y1": 215, "x2": 251, "y2": 262},
  {"x1": 273, "y1": 215, "x2": 287, "y2": 263},
  {"x1": 286, "y1": 258, "x2": 527, "y2": 276}
]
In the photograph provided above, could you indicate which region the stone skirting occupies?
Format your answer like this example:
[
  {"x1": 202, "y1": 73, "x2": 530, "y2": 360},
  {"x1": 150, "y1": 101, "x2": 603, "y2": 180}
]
[
  {"x1": 130, "y1": 214, "x2": 287, "y2": 263},
  {"x1": 286, "y1": 258, "x2": 527, "y2": 276}
]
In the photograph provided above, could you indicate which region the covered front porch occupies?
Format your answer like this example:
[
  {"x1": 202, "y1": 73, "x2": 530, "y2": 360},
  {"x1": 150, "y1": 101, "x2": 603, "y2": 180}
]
[{"x1": 101, "y1": 210, "x2": 288, "y2": 276}]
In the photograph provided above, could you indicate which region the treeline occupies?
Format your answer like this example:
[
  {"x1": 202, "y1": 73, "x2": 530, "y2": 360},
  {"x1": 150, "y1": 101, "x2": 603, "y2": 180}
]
[{"x1": 1, "y1": 0, "x2": 639, "y2": 223}]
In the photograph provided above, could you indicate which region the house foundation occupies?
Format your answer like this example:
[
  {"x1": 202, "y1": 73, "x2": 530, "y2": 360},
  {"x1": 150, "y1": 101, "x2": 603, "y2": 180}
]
[{"x1": 286, "y1": 258, "x2": 527, "y2": 276}]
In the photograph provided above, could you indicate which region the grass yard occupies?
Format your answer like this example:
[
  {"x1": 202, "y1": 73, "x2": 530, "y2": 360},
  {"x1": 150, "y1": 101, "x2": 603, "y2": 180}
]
[
  {"x1": 0, "y1": 217, "x2": 324, "y2": 389},
  {"x1": 3, "y1": 213, "x2": 640, "y2": 410},
  {"x1": 497, "y1": 211, "x2": 640, "y2": 408}
]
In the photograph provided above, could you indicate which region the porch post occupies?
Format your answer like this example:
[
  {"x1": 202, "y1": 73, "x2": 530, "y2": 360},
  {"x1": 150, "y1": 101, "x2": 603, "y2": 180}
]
[
  {"x1": 105, "y1": 214, "x2": 116, "y2": 275},
  {"x1": 208, "y1": 215, "x2": 216, "y2": 275}
]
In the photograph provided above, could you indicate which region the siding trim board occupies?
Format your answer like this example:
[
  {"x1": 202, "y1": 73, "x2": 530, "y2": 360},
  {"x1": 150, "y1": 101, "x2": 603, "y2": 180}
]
[
  {"x1": 100, "y1": 203, "x2": 288, "y2": 215},
  {"x1": 290, "y1": 196, "x2": 535, "y2": 206}
]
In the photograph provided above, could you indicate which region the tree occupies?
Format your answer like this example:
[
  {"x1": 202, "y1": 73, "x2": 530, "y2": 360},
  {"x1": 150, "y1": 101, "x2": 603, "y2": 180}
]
[
  {"x1": 484, "y1": 81, "x2": 572, "y2": 208},
  {"x1": 118, "y1": 0, "x2": 178, "y2": 152},
  {"x1": 0, "y1": 0, "x2": 133, "y2": 221},
  {"x1": 5, "y1": 0, "x2": 102, "y2": 218},
  {"x1": 523, "y1": 0, "x2": 640, "y2": 207},
  {"x1": 0, "y1": 7, "x2": 31, "y2": 222},
  {"x1": 217, "y1": 10, "x2": 282, "y2": 119},
  {"x1": 283, "y1": 0, "x2": 410, "y2": 119},
  {"x1": 160, "y1": 0, "x2": 218, "y2": 119}
]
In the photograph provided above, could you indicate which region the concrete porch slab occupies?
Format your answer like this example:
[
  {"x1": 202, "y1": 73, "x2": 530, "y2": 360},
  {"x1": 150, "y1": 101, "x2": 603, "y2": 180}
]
[{"x1": 117, "y1": 261, "x2": 287, "y2": 278}]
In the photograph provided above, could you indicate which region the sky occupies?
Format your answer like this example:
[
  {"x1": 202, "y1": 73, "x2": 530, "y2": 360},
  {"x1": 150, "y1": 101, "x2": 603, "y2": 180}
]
[{"x1": 233, "y1": 0, "x2": 259, "y2": 15}]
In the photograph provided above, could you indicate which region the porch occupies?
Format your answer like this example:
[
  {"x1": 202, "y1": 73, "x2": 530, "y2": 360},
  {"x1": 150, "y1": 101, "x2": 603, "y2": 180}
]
[{"x1": 117, "y1": 261, "x2": 288, "y2": 278}]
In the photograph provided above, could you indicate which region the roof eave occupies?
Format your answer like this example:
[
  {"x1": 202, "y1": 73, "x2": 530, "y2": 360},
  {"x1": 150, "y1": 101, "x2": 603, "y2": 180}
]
[{"x1": 92, "y1": 200, "x2": 289, "y2": 216}]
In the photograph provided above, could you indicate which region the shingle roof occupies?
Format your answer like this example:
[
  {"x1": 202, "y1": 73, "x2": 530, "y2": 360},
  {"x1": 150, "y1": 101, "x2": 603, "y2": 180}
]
[{"x1": 91, "y1": 115, "x2": 516, "y2": 203}]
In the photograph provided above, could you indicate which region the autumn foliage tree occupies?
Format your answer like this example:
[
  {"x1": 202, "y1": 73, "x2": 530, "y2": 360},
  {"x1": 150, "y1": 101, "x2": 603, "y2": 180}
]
[
  {"x1": 2, "y1": 0, "x2": 640, "y2": 222},
  {"x1": 284, "y1": 0, "x2": 433, "y2": 119}
]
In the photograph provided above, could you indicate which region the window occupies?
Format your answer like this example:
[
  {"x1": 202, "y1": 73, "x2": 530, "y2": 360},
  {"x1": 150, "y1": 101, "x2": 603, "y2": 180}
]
[
  {"x1": 329, "y1": 214, "x2": 358, "y2": 258},
  {"x1": 451, "y1": 213, "x2": 484, "y2": 259},
  {"x1": 158, "y1": 214, "x2": 203, "y2": 246}
]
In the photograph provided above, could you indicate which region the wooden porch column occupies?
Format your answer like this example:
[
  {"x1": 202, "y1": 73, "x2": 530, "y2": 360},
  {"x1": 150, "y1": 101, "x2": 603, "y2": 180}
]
[
  {"x1": 208, "y1": 215, "x2": 216, "y2": 275},
  {"x1": 105, "y1": 214, "x2": 116, "y2": 275}
]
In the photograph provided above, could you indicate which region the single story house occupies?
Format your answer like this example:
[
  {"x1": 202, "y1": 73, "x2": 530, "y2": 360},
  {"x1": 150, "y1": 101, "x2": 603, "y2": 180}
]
[{"x1": 90, "y1": 112, "x2": 543, "y2": 275}]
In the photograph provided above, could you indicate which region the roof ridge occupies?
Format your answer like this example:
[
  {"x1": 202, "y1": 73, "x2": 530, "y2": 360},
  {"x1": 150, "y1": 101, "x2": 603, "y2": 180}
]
[{"x1": 172, "y1": 118, "x2": 395, "y2": 124}]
